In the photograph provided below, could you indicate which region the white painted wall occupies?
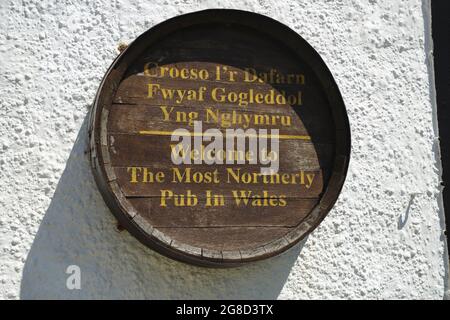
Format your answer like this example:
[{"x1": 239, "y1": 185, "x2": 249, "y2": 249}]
[{"x1": 0, "y1": 0, "x2": 447, "y2": 299}]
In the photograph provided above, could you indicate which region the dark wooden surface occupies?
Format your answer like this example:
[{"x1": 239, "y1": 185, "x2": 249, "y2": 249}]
[{"x1": 89, "y1": 9, "x2": 350, "y2": 267}]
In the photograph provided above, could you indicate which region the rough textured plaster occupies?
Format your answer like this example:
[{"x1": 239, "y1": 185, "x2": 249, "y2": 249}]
[{"x1": 0, "y1": 0, "x2": 447, "y2": 299}]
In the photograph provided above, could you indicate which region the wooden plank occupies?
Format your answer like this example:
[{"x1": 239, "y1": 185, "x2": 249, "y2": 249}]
[
  {"x1": 114, "y1": 166, "x2": 327, "y2": 198},
  {"x1": 107, "y1": 103, "x2": 335, "y2": 142},
  {"x1": 127, "y1": 197, "x2": 317, "y2": 227},
  {"x1": 107, "y1": 133, "x2": 334, "y2": 169},
  {"x1": 128, "y1": 49, "x2": 315, "y2": 84},
  {"x1": 130, "y1": 61, "x2": 308, "y2": 86},
  {"x1": 157, "y1": 226, "x2": 292, "y2": 251},
  {"x1": 113, "y1": 74, "x2": 321, "y2": 108}
]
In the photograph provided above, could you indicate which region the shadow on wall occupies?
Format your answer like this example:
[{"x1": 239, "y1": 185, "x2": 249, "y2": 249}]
[{"x1": 20, "y1": 115, "x2": 304, "y2": 299}]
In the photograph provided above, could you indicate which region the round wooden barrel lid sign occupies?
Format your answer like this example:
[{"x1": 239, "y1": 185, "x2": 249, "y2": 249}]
[{"x1": 89, "y1": 9, "x2": 350, "y2": 267}]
